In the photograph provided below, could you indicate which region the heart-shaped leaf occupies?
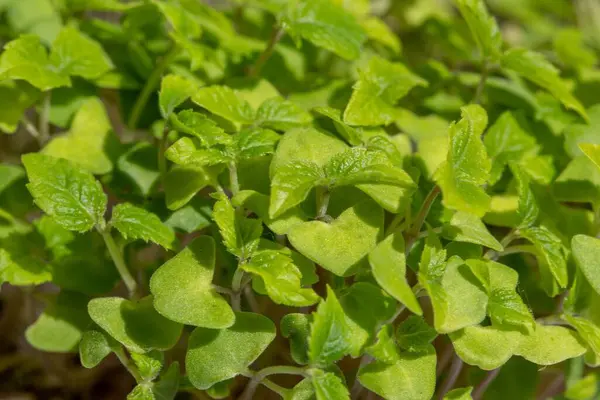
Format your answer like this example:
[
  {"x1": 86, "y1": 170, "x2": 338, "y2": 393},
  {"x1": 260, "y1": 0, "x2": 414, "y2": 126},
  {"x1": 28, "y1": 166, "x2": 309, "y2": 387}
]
[
  {"x1": 88, "y1": 296, "x2": 183, "y2": 353},
  {"x1": 159, "y1": 74, "x2": 197, "y2": 118},
  {"x1": 450, "y1": 325, "x2": 522, "y2": 370},
  {"x1": 288, "y1": 198, "x2": 383, "y2": 276},
  {"x1": 150, "y1": 236, "x2": 234, "y2": 328},
  {"x1": 515, "y1": 323, "x2": 586, "y2": 365},
  {"x1": 79, "y1": 328, "x2": 118, "y2": 368},
  {"x1": 186, "y1": 312, "x2": 275, "y2": 389}
]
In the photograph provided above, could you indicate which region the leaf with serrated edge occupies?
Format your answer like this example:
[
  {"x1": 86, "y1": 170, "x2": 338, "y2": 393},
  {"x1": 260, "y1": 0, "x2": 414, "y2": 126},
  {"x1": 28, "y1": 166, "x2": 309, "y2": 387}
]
[{"x1": 111, "y1": 203, "x2": 175, "y2": 250}]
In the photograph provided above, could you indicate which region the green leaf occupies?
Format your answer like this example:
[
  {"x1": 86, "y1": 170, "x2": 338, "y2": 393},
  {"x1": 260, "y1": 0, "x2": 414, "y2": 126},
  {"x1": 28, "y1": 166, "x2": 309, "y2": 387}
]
[
  {"x1": 365, "y1": 325, "x2": 401, "y2": 364},
  {"x1": 368, "y1": 232, "x2": 422, "y2": 315},
  {"x1": 455, "y1": 0, "x2": 502, "y2": 61},
  {"x1": 418, "y1": 232, "x2": 449, "y2": 330},
  {"x1": 572, "y1": 235, "x2": 600, "y2": 296},
  {"x1": 450, "y1": 325, "x2": 522, "y2": 370},
  {"x1": 339, "y1": 282, "x2": 397, "y2": 357},
  {"x1": 186, "y1": 312, "x2": 276, "y2": 389},
  {"x1": 154, "y1": 1, "x2": 201, "y2": 39},
  {"x1": 314, "y1": 106, "x2": 363, "y2": 146},
  {"x1": 43, "y1": 97, "x2": 116, "y2": 175},
  {"x1": 500, "y1": 48, "x2": 588, "y2": 121},
  {"x1": 26, "y1": 291, "x2": 91, "y2": 352},
  {"x1": 309, "y1": 286, "x2": 352, "y2": 367},
  {"x1": 88, "y1": 296, "x2": 183, "y2": 353},
  {"x1": 344, "y1": 56, "x2": 427, "y2": 126},
  {"x1": 435, "y1": 105, "x2": 491, "y2": 217},
  {"x1": 256, "y1": 97, "x2": 313, "y2": 131},
  {"x1": 192, "y1": 85, "x2": 254, "y2": 125},
  {"x1": 396, "y1": 316, "x2": 437, "y2": 352},
  {"x1": 312, "y1": 369, "x2": 350, "y2": 400},
  {"x1": 288, "y1": 199, "x2": 383, "y2": 276},
  {"x1": 444, "y1": 388, "x2": 473, "y2": 400},
  {"x1": 515, "y1": 323, "x2": 586, "y2": 365},
  {"x1": 234, "y1": 127, "x2": 280, "y2": 160},
  {"x1": 553, "y1": 28, "x2": 597, "y2": 71},
  {"x1": 281, "y1": 313, "x2": 311, "y2": 365},
  {"x1": 165, "y1": 165, "x2": 212, "y2": 210},
  {"x1": 519, "y1": 226, "x2": 568, "y2": 295},
  {"x1": 563, "y1": 314, "x2": 600, "y2": 364},
  {"x1": 0, "y1": 232, "x2": 52, "y2": 286},
  {"x1": 111, "y1": 203, "x2": 175, "y2": 250},
  {"x1": 116, "y1": 143, "x2": 160, "y2": 198},
  {"x1": 565, "y1": 372, "x2": 599, "y2": 400},
  {"x1": 511, "y1": 165, "x2": 539, "y2": 228},
  {"x1": 159, "y1": 74, "x2": 197, "y2": 118},
  {"x1": 128, "y1": 361, "x2": 180, "y2": 400},
  {"x1": 213, "y1": 195, "x2": 263, "y2": 259},
  {"x1": 358, "y1": 345, "x2": 436, "y2": 400},
  {"x1": 50, "y1": 27, "x2": 113, "y2": 80},
  {"x1": 22, "y1": 154, "x2": 107, "y2": 232},
  {"x1": 170, "y1": 110, "x2": 231, "y2": 147},
  {"x1": 233, "y1": 190, "x2": 306, "y2": 235},
  {"x1": 0, "y1": 34, "x2": 70, "y2": 90},
  {"x1": 484, "y1": 111, "x2": 538, "y2": 185},
  {"x1": 0, "y1": 80, "x2": 39, "y2": 133},
  {"x1": 324, "y1": 148, "x2": 415, "y2": 188},
  {"x1": 283, "y1": 0, "x2": 366, "y2": 60},
  {"x1": 131, "y1": 350, "x2": 164, "y2": 381},
  {"x1": 79, "y1": 329, "x2": 117, "y2": 368},
  {"x1": 242, "y1": 250, "x2": 319, "y2": 307},
  {"x1": 442, "y1": 211, "x2": 503, "y2": 251},
  {"x1": 150, "y1": 236, "x2": 235, "y2": 328},
  {"x1": 269, "y1": 161, "x2": 322, "y2": 218},
  {"x1": 580, "y1": 143, "x2": 600, "y2": 171},
  {"x1": 165, "y1": 138, "x2": 232, "y2": 167}
]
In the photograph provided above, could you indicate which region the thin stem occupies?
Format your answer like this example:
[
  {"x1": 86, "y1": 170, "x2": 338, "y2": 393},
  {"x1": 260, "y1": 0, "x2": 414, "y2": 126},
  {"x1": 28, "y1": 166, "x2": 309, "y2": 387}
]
[
  {"x1": 21, "y1": 115, "x2": 42, "y2": 145},
  {"x1": 158, "y1": 122, "x2": 169, "y2": 189},
  {"x1": 409, "y1": 186, "x2": 441, "y2": 238},
  {"x1": 436, "y1": 354, "x2": 463, "y2": 400},
  {"x1": 472, "y1": 368, "x2": 501, "y2": 400},
  {"x1": 249, "y1": 26, "x2": 285, "y2": 77},
  {"x1": 474, "y1": 61, "x2": 489, "y2": 104},
  {"x1": 495, "y1": 244, "x2": 537, "y2": 258},
  {"x1": 244, "y1": 285, "x2": 260, "y2": 313},
  {"x1": 240, "y1": 366, "x2": 307, "y2": 400},
  {"x1": 38, "y1": 91, "x2": 51, "y2": 143},
  {"x1": 484, "y1": 230, "x2": 519, "y2": 260},
  {"x1": 261, "y1": 379, "x2": 289, "y2": 397},
  {"x1": 128, "y1": 46, "x2": 179, "y2": 129},
  {"x1": 228, "y1": 162, "x2": 240, "y2": 197},
  {"x1": 316, "y1": 186, "x2": 331, "y2": 220},
  {"x1": 212, "y1": 285, "x2": 234, "y2": 296},
  {"x1": 98, "y1": 226, "x2": 138, "y2": 297},
  {"x1": 231, "y1": 267, "x2": 245, "y2": 311},
  {"x1": 114, "y1": 347, "x2": 142, "y2": 382},
  {"x1": 384, "y1": 214, "x2": 405, "y2": 237}
]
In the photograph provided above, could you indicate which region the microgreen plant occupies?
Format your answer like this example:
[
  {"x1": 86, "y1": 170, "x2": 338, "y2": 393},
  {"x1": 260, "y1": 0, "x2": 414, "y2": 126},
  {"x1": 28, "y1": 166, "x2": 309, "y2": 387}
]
[{"x1": 1, "y1": 0, "x2": 600, "y2": 399}]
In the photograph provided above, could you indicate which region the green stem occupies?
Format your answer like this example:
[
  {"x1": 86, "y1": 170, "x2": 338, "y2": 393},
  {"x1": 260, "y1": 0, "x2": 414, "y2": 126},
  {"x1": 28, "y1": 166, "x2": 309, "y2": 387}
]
[
  {"x1": 228, "y1": 162, "x2": 240, "y2": 197},
  {"x1": 98, "y1": 226, "x2": 138, "y2": 298},
  {"x1": 436, "y1": 354, "x2": 463, "y2": 400},
  {"x1": 21, "y1": 115, "x2": 42, "y2": 145},
  {"x1": 114, "y1": 347, "x2": 142, "y2": 382},
  {"x1": 249, "y1": 26, "x2": 285, "y2": 77},
  {"x1": 240, "y1": 366, "x2": 307, "y2": 400},
  {"x1": 484, "y1": 230, "x2": 519, "y2": 260},
  {"x1": 128, "y1": 46, "x2": 179, "y2": 129},
  {"x1": 158, "y1": 123, "x2": 169, "y2": 189},
  {"x1": 39, "y1": 91, "x2": 51, "y2": 143},
  {"x1": 231, "y1": 267, "x2": 245, "y2": 311},
  {"x1": 316, "y1": 186, "x2": 331, "y2": 221},
  {"x1": 261, "y1": 379, "x2": 289, "y2": 397},
  {"x1": 409, "y1": 186, "x2": 441, "y2": 237},
  {"x1": 474, "y1": 60, "x2": 489, "y2": 104},
  {"x1": 472, "y1": 368, "x2": 501, "y2": 400}
]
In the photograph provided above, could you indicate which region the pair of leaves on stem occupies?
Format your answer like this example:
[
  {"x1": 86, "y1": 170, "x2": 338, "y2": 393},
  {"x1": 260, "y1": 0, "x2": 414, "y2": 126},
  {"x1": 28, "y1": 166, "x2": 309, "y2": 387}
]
[
  {"x1": 22, "y1": 153, "x2": 175, "y2": 247},
  {"x1": 0, "y1": 27, "x2": 113, "y2": 90}
]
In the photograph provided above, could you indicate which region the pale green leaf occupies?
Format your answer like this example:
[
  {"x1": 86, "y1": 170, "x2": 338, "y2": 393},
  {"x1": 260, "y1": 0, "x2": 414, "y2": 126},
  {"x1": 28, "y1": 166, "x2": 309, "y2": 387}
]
[
  {"x1": 281, "y1": 313, "x2": 311, "y2": 365},
  {"x1": 564, "y1": 314, "x2": 600, "y2": 365},
  {"x1": 192, "y1": 85, "x2": 254, "y2": 125},
  {"x1": 88, "y1": 296, "x2": 183, "y2": 353},
  {"x1": 443, "y1": 211, "x2": 503, "y2": 251},
  {"x1": 396, "y1": 316, "x2": 437, "y2": 352},
  {"x1": 159, "y1": 74, "x2": 196, "y2": 118},
  {"x1": 256, "y1": 97, "x2": 313, "y2": 131},
  {"x1": 23, "y1": 154, "x2": 107, "y2": 232},
  {"x1": 456, "y1": 0, "x2": 502, "y2": 61},
  {"x1": 511, "y1": 165, "x2": 539, "y2": 228},
  {"x1": 435, "y1": 105, "x2": 491, "y2": 217},
  {"x1": 186, "y1": 312, "x2": 275, "y2": 389},
  {"x1": 572, "y1": 234, "x2": 600, "y2": 296},
  {"x1": 365, "y1": 325, "x2": 401, "y2": 364},
  {"x1": 111, "y1": 203, "x2": 175, "y2": 250},
  {"x1": 312, "y1": 369, "x2": 350, "y2": 400},
  {"x1": 79, "y1": 329, "x2": 117, "y2": 368},
  {"x1": 450, "y1": 325, "x2": 522, "y2": 370},
  {"x1": 309, "y1": 286, "x2": 352, "y2": 367},
  {"x1": 131, "y1": 350, "x2": 164, "y2": 381},
  {"x1": 515, "y1": 323, "x2": 586, "y2": 365},
  {"x1": 580, "y1": 143, "x2": 600, "y2": 171},
  {"x1": 288, "y1": 199, "x2": 383, "y2": 276},
  {"x1": 213, "y1": 195, "x2": 263, "y2": 259},
  {"x1": 444, "y1": 387, "x2": 473, "y2": 400},
  {"x1": 0, "y1": 80, "x2": 39, "y2": 133},
  {"x1": 368, "y1": 232, "x2": 422, "y2": 315},
  {"x1": 234, "y1": 127, "x2": 280, "y2": 160},
  {"x1": 170, "y1": 110, "x2": 231, "y2": 147},
  {"x1": 150, "y1": 236, "x2": 235, "y2": 328},
  {"x1": 520, "y1": 226, "x2": 568, "y2": 294},
  {"x1": 553, "y1": 28, "x2": 597, "y2": 70},
  {"x1": 283, "y1": 0, "x2": 366, "y2": 60},
  {"x1": 344, "y1": 56, "x2": 427, "y2": 126}
]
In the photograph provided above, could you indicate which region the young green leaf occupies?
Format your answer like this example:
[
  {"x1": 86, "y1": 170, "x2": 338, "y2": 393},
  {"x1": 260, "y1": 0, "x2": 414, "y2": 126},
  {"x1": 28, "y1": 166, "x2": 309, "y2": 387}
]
[
  {"x1": 455, "y1": 0, "x2": 502, "y2": 61},
  {"x1": 242, "y1": 250, "x2": 319, "y2": 307},
  {"x1": 358, "y1": 345, "x2": 436, "y2": 400},
  {"x1": 287, "y1": 199, "x2": 383, "y2": 276},
  {"x1": 515, "y1": 323, "x2": 586, "y2": 365},
  {"x1": 43, "y1": 97, "x2": 116, "y2": 175},
  {"x1": 234, "y1": 127, "x2": 280, "y2": 160},
  {"x1": 150, "y1": 236, "x2": 235, "y2": 328},
  {"x1": 500, "y1": 48, "x2": 588, "y2": 121},
  {"x1": 418, "y1": 231, "x2": 449, "y2": 331},
  {"x1": 308, "y1": 286, "x2": 352, "y2": 367},
  {"x1": 22, "y1": 154, "x2": 107, "y2": 232},
  {"x1": 283, "y1": 0, "x2": 366, "y2": 60},
  {"x1": 435, "y1": 105, "x2": 492, "y2": 217},
  {"x1": 396, "y1": 316, "x2": 437, "y2": 352},
  {"x1": 170, "y1": 110, "x2": 231, "y2": 147},
  {"x1": 192, "y1": 85, "x2": 254, "y2": 125},
  {"x1": 563, "y1": 314, "x2": 600, "y2": 365},
  {"x1": 88, "y1": 296, "x2": 183, "y2": 353},
  {"x1": 311, "y1": 369, "x2": 350, "y2": 400},
  {"x1": 443, "y1": 387, "x2": 473, "y2": 400},
  {"x1": 511, "y1": 165, "x2": 539, "y2": 228},
  {"x1": 579, "y1": 143, "x2": 600, "y2": 170},
  {"x1": 572, "y1": 234, "x2": 600, "y2": 296},
  {"x1": 111, "y1": 203, "x2": 175, "y2": 250},
  {"x1": 186, "y1": 312, "x2": 275, "y2": 389},
  {"x1": 368, "y1": 232, "x2": 422, "y2": 315},
  {"x1": 365, "y1": 325, "x2": 401, "y2": 364},
  {"x1": 79, "y1": 329, "x2": 117, "y2": 368},
  {"x1": 213, "y1": 195, "x2": 263, "y2": 259},
  {"x1": 25, "y1": 291, "x2": 91, "y2": 352},
  {"x1": 256, "y1": 96, "x2": 313, "y2": 131},
  {"x1": 344, "y1": 56, "x2": 427, "y2": 126},
  {"x1": 442, "y1": 212, "x2": 503, "y2": 251},
  {"x1": 159, "y1": 74, "x2": 196, "y2": 118},
  {"x1": 281, "y1": 313, "x2": 311, "y2": 365},
  {"x1": 449, "y1": 325, "x2": 522, "y2": 370},
  {"x1": 269, "y1": 161, "x2": 323, "y2": 218}
]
